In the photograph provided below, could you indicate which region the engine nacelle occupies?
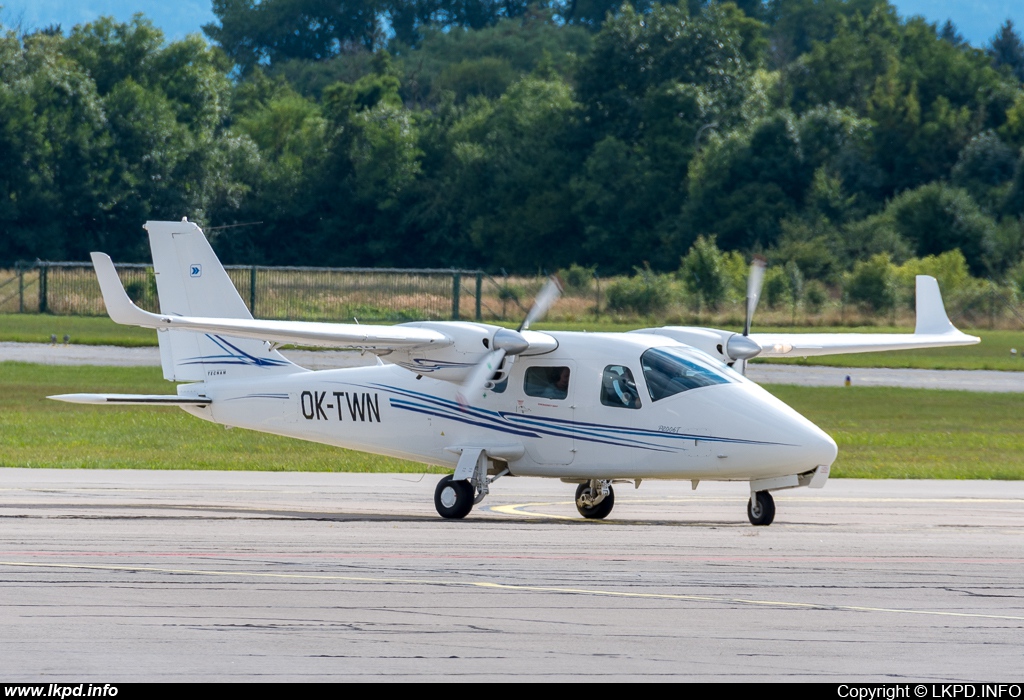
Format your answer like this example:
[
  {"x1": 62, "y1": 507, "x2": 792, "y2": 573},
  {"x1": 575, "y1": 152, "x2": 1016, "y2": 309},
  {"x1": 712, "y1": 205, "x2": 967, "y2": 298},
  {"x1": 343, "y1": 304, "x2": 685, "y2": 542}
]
[
  {"x1": 630, "y1": 327, "x2": 761, "y2": 364},
  {"x1": 388, "y1": 322, "x2": 557, "y2": 382}
]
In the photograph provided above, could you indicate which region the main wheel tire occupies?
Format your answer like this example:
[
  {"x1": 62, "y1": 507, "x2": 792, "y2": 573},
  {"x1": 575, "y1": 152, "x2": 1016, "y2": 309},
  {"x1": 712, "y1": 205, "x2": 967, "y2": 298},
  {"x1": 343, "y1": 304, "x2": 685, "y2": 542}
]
[
  {"x1": 575, "y1": 483, "x2": 615, "y2": 520},
  {"x1": 747, "y1": 490, "x2": 775, "y2": 526},
  {"x1": 434, "y1": 475, "x2": 475, "y2": 519}
]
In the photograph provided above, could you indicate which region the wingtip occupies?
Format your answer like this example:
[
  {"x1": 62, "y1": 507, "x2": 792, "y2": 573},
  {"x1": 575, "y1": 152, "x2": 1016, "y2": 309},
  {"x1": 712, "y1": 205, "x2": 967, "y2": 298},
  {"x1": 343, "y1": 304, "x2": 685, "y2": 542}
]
[
  {"x1": 90, "y1": 252, "x2": 158, "y2": 328},
  {"x1": 914, "y1": 275, "x2": 959, "y2": 336}
]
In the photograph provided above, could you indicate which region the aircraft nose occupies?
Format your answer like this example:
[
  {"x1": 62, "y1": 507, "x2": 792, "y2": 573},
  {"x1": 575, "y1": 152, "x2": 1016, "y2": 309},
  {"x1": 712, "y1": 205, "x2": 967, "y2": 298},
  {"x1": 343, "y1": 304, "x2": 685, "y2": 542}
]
[
  {"x1": 795, "y1": 418, "x2": 838, "y2": 468},
  {"x1": 719, "y1": 383, "x2": 838, "y2": 472}
]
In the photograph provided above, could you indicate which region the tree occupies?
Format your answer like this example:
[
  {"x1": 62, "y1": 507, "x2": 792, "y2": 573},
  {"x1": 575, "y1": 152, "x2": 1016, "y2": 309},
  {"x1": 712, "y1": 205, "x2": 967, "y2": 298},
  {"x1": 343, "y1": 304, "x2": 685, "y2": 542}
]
[
  {"x1": 448, "y1": 75, "x2": 584, "y2": 270},
  {"x1": 988, "y1": 19, "x2": 1024, "y2": 82},
  {"x1": 204, "y1": 0, "x2": 385, "y2": 71},
  {"x1": 762, "y1": 264, "x2": 790, "y2": 308},
  {"x1": 846, "y1": 253, "x2": 896, "y2": 312},
  {"x1": 685, "y1": 111, "x2": 811, "y2": 252},
  {"x1": 395, "y1": 15, "x2": 592, "y2": 105},
  {"x1": 787, "y1": 5, "x2": 900, "y2": 113},
  {"x1": 576, "y1": 3, "x2": 758, "y2": 140},
  {"x1": 951, "y1": 131, "x2": 1017, "y2": 211},
  {"x1": 896, "y1": 250, "x2": 972, "y2": 297},
  {"x1": 938, "y1": 20, "x2": 965, "y2": 48},
  {"x1": 1003, "y1": 154, "x2": 1024, "y2": 217},
  {"x1": 882, "y1": 183, "x2": 997, "y2": 275},
  {"x1": 572, "y1": 83, "x2": 710, "y2": 271},
  {"x1": 788, "y1": 9, "x2": 1012, "y2": 198},
  {"x1": 766, "y1": 0, "x2": 888, "y2": 64},
  {"x1": 679, "y1": 235, "x2": 728, "y2": 311}
]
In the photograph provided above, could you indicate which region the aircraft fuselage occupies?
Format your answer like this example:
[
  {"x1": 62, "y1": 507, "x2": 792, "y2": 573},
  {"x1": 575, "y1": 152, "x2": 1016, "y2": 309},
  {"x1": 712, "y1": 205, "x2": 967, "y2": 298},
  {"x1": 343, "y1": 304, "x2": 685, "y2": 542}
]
[{"x1": 188, "y1": 332, "x2": 838, "y2": 482}]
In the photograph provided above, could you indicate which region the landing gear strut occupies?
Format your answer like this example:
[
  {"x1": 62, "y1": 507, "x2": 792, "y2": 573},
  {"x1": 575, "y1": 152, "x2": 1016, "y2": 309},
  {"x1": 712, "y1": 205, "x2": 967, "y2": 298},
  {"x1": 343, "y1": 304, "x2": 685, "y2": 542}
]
[
  {"x1": 747, "y1": 490, "x2": 775, "y2": 526},
  {"x1": 575, "y1": 480, "x2": 615, "y2": 519}
]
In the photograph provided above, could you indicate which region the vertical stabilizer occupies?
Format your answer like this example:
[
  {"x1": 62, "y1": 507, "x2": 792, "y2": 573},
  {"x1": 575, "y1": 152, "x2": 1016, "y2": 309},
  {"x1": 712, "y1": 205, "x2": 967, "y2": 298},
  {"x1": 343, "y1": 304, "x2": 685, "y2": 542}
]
[{"x1": 146, "y1": 220, "x2": 302, "y2": 382}]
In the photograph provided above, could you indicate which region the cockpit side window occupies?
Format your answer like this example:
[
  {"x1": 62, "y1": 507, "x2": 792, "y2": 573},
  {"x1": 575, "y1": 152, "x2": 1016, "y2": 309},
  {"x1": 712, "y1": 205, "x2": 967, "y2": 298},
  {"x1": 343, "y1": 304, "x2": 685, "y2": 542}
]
[
  {"x1": 601, "y1": 365, "x2": 641, "y2": 409},
  {"x1": 640, "y1": 347, "x2": 734, "y2": 401}
]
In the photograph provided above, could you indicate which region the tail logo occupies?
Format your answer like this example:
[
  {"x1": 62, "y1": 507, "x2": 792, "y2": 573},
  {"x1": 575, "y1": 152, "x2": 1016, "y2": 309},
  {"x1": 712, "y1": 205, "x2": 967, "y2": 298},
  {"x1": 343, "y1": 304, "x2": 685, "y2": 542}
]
[{"x1": 190, "y1": 264, "x2": 202, "y2": 278}]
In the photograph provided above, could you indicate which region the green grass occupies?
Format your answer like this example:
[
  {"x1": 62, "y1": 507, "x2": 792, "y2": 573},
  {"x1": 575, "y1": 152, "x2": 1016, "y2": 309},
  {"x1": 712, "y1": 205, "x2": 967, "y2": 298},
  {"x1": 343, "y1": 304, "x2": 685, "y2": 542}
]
[
  {"x1": 768, "y1": 385, "x2": 1024, "y2": 479},
  {"x1": 0, "y1": 363, "x2": 436, "y2": 473},
  {"x1": 2, "y1": 362, "x2": 1021, "y2": 478},
  {"x1": 0, "y1": 314, "x2": 156, "y2": 346}
]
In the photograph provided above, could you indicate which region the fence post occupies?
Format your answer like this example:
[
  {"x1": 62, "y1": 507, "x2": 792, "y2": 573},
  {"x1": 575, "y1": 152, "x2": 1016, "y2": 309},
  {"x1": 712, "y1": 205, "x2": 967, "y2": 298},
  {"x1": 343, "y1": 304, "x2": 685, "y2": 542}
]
[
  {"x1": 17, "y1": 262, "x2": 23, "y2": 313},
  {"x1": 250, "y1": 265, "x2": 257, "y2": 317},
  {"x1": 452, "y1": 272, "x2": 461, "y2": 320},
  {"x1": 475, "y1": 272, "x2": 482, "y2": 321},
  {"x1": 38, "y1": 263, "x2": 48, "y2": 313}
]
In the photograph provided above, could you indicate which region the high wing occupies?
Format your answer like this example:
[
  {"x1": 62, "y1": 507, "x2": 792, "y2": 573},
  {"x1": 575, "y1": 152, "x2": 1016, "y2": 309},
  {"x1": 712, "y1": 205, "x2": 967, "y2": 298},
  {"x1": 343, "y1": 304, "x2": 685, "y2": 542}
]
[
  {"x1": 749, "y1": 276, "x2": 979, "y2": 358},
  {"x1": 637, "y1": 275, "x2": 978, "y2": 364},
  {"x1": 91, "y1": 252, "x2": 451, "y2": 352}
]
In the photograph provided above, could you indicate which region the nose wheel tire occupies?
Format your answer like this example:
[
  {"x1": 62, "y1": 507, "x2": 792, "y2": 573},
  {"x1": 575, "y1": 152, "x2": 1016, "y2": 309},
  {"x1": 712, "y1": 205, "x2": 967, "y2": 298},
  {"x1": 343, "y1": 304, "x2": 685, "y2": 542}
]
[
  {"x1": 575, "y1": 483, "x2": 615, "y2": 520},
  {"x1": 747, "y1": 490, "x2": 775, "y2": 526},
  {"x1": 435, "y1": 475, "x2": 475, "y2": 519}
]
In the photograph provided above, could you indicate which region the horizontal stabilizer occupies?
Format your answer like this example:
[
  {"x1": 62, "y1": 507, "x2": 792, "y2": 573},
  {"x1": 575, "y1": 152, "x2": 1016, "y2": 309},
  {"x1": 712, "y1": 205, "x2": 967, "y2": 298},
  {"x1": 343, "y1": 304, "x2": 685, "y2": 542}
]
[
  {"x1": 91, "y1": 252, "x2": 451, "y2": 351},
  {"x1": 48, "y1": 393, "x2": 211, "y2": 406}
]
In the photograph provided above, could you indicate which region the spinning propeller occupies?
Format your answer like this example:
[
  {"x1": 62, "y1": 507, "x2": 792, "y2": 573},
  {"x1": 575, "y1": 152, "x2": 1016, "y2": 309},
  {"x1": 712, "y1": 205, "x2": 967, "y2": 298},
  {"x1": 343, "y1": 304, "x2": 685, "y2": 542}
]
[
  {"x1": 456, "y1": 277, "x2": 563, "y2": 407},
  {"x1": 734, "y1": 257, "x2": 767, "y2": 374}
]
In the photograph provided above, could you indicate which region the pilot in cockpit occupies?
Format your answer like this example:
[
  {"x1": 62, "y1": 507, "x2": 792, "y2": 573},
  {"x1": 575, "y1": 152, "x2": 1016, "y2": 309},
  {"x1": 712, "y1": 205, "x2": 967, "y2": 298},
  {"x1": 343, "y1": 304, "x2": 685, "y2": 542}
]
[{"x1": 601, "y1": 365, "x2": 640, "y2": 409}]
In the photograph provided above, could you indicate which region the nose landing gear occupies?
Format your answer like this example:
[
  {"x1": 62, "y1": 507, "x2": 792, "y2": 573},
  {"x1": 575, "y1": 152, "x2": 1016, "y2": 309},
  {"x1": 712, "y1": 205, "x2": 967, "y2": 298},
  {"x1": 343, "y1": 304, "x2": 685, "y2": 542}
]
[
  {"x1": 747, "y1": 490, "x2": 775, "y2": 526},
  {"x1": 575, "y1": 480, "x2": 615, "y2": 519}
]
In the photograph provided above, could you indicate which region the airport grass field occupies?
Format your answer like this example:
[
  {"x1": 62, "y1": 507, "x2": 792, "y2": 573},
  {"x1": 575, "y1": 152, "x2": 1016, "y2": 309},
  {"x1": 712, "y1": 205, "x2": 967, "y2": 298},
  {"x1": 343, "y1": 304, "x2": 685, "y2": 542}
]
[{"x1": 2, "y1": 362, "x2": 1022, "y2": 479}]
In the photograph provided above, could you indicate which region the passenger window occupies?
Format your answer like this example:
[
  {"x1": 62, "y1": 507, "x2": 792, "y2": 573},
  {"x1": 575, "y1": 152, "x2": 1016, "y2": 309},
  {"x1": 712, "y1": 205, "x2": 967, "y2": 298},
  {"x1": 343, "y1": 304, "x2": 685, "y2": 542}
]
[
  {"x1": 601, "y1": 365, "x2": 641, "y2": 409},
  {"x1": 524, "y1": 366, "x2": 570, "y2": 400}
]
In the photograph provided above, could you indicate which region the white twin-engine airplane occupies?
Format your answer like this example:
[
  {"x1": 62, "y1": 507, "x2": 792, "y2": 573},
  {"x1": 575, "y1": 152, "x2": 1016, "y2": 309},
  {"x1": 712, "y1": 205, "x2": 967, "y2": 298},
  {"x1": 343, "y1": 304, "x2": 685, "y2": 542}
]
[{"x1": 52, "y1": 220, "x2": 979, "y2": 525}]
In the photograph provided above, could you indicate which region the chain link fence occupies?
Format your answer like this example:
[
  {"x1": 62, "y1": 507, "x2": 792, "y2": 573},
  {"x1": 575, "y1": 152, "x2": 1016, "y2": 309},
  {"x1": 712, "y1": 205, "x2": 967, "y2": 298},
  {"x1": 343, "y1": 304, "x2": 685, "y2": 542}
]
[
  {"x1": 3, "y1": 261, "x2": 1024, "y2": 329},
  {"x1": 0, "y1": 262, "x2": 509, "y2": 322}
]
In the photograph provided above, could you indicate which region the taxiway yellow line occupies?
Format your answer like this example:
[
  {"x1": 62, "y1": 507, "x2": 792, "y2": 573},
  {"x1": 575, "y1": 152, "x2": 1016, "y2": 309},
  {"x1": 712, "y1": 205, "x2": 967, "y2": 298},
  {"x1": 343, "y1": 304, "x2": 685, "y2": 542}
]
[
  {"x1": 3, "y1": 560, "x2": 1022, "y2": 622},
  {"x1": 490, "y1": 502, "x2": 579, "y2": 519},
  {"x1": 491, "y1": 497, "x2": 1024, "y2": 519}
]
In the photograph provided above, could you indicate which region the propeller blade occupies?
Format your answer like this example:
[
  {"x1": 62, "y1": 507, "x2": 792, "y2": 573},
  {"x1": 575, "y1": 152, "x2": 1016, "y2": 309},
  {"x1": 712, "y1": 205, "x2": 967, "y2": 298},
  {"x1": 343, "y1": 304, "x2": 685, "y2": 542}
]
[
  {"x1": 456, "y1": 349, "x2": 506, "y2": 409},
  {"x1": 519, "y1": 277, "x2": 562, "y2": 332},
  {"x1": 744, "y1": 257, "x2": 767, "y2": 337}
]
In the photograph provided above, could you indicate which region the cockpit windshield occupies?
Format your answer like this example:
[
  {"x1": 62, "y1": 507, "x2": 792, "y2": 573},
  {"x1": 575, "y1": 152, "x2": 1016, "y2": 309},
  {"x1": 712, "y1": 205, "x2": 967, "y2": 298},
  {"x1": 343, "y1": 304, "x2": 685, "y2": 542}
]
[{"x1": 640, "y1": 346, "x2": 739, "y2": 401}]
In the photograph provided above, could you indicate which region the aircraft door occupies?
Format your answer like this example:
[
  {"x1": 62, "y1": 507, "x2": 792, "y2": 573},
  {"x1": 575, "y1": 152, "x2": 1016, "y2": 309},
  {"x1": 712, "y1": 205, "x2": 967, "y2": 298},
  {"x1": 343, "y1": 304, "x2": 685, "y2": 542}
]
[
  {"x1": 510, "y1": 360, "x2": 576, "y2": 465},
  {"x1": 572, "y1": 363, "x2": 643, "y2": 466}
]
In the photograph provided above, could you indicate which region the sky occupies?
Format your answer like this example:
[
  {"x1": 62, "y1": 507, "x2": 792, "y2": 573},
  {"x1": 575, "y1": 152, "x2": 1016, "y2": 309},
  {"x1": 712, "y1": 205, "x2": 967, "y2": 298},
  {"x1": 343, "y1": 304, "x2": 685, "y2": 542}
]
[{"x1": 0, "y1": 0, "x2": 1021, "y2": 47}]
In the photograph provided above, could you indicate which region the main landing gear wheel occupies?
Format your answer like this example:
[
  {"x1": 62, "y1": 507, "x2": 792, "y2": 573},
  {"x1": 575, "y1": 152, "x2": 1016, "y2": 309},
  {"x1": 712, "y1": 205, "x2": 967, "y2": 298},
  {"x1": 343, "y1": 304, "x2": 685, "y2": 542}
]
[
  {"x1": 747, "y1": 490, "x2": 775, "y2": 526},
  {"x1": 575, "y1": 482, "x2": 615, "y2": 520},
  {"x1": 435, "y1": 475, "x2": 475, "y2": 519}
]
